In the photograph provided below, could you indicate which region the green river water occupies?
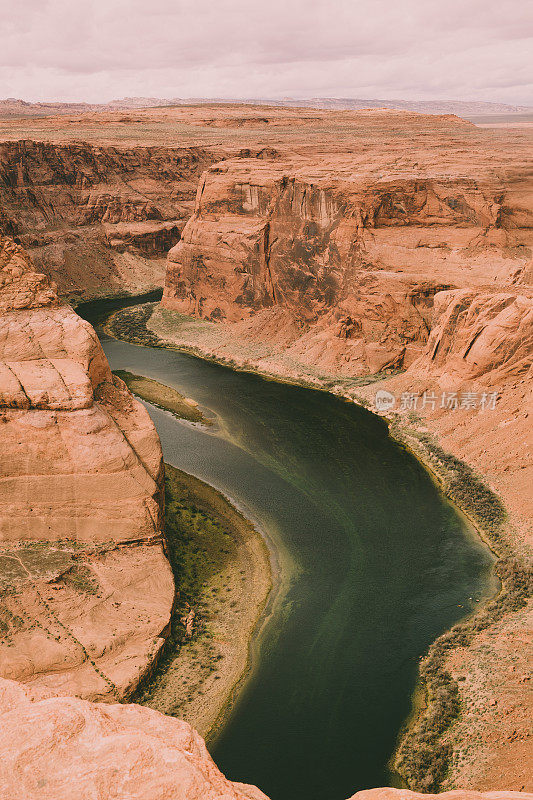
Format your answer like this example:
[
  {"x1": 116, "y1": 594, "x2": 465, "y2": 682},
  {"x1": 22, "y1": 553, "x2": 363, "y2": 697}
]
[{"x1": 78, "y1": 298, "x2": 496, "y2": 800}]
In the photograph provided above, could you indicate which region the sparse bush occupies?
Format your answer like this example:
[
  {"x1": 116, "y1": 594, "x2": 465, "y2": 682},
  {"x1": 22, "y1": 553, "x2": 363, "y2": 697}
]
[
  {"x1": 61, "y1": 565, "x2": 99, "y2": 595},
  {"x1": 131, "y1": 464, "x2": 243, "y2": 710},
  {"x1": 107, "y1": 303, "x2": 161, "y2": 345}
]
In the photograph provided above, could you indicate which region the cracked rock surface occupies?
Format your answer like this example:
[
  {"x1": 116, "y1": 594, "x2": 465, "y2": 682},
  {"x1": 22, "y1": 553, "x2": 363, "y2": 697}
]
[{"x1": 0, "y1": 236, "x2": 174, "y2": 701}]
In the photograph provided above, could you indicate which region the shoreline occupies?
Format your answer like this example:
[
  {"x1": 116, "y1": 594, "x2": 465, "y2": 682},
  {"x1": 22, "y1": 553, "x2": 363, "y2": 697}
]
[
  {"x1": 134, "y1": 463, "x2": 272, "y2": 740},
  {"x1": 113, "y1": 369, "x2": 213, "y2": 426},
  {"x1": 382, "y1": 422, "x2": 529, "y2": 790},
  {"x1": 103, "y1": 300, "x2": 531, "y2": 791}
]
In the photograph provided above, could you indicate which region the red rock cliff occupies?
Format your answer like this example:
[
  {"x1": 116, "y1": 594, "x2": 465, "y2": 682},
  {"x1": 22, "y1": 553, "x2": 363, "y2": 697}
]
[
  {"x1": 162, "y1": 126, "x2": 532, "y2": 375},
  {"x1": 0, "y1": 141, "x2": 218, "y2": 298},
  {"x1": 156, "y1": 110, "x2": 533, "y2": 793},
  {"x1": 0, "y1": 676, "x2": 531, "y2": 800},
  {"x1": 0, "y1": 236, "x2": 174, "y2": 700}
]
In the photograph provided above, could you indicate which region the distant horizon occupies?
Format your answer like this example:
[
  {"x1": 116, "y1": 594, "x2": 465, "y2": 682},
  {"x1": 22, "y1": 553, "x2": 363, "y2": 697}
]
[
  {"x1": 4, "y1": 1, "x2": 532, "y2": 107},
  {"x1": 2, "y1": 95, "x2": 532, "y2": 111}
]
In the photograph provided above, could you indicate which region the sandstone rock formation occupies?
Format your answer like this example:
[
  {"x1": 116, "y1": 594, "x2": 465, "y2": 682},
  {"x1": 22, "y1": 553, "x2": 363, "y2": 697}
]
[
  {"x1": 0, "y1": 236, "x2": 174, "y2": 700},
  {"x1": 418, "y1": 289, "x2": 533, "y2": 385},
  {"x1": 357, "y1": 287, "x2": 532, "y2": 793},
  {"x1": 363, "y1": 286, "x2": 533, "y2": 545},
  {"x1": 156, "y1": 112, "x2": 532, "y2": 519},
  {"x1": 162, "y1": 122, "x2": 532, "y2": 378},
  {"x1": 0, "y1": 106, "x2": 531, "y2": 798},
  {"x1": 0, "y1": 677, "x2": 267, "y2": 800},
  {"x1": 153, "y1": 109, "x2": 533, "y2": 792},
  {"x1": 0, "y1": 141, "x2": 218, "y2": 298}
]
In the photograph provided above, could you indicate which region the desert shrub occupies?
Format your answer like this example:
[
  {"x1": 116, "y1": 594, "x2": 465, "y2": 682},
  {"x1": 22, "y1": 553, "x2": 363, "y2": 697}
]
[
  {"x1": 61, "y1": 564, "x2": 99, "y2": 595},
  {"x1": 108, "y1": 303, "x2": 161, "y2": 345},
  {"x1": 396, "y1": 552, "x2": 532, "y2": 789}
]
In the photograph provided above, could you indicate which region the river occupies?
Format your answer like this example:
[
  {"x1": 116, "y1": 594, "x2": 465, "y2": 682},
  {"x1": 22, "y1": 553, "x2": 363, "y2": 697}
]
[{"x1": 79, "y1": 298, "x2": 496, "y2": 800}]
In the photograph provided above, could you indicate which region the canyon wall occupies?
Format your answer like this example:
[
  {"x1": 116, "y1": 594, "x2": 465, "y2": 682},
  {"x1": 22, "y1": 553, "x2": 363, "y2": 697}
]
[
  {"x1": 158, "y1": 110, "x2": 532, "y2": 546},
  {"x1": 0, "y1": 236, "x2": 174, "y2": 700},
  {"x1": 162, "y1": 144, "x2": 532, "y2": 375},
  {"x1": 156, "y1": 110, "x2": 533, "y2": 792},
  {"x1": 0, "y1": 676, "x2": 268, "y2": 800},
  {"x1": 0, "y1": 141, "x2": 218, "y2": 299},
  {"x1": 0, "y1": 108, "x2": 531, "y2": 798}
]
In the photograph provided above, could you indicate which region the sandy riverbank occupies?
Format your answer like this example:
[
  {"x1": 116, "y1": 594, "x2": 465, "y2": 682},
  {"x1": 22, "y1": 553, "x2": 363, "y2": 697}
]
[
  {"x1": 113, "y1": 369, "x2": 213, "y2": 425},
  {"x1": 134, "y1": 463, "x2": 272, "y2": 740},
  {"x1": 106, "y1": 301, "x2": 532, "y2": 792}
]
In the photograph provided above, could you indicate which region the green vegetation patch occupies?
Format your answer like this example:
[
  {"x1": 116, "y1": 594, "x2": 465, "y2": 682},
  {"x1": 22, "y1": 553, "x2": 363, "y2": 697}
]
[
  {"x1": 113, "y1": 370, "x2": 211, "y2": 425},
  {"x1": 396, "y1": 553, "x2": 532, "y2": 790},
  {"x1": 0, "y1": 606, "x2": 24, "y2": 639},
  {"x1": 391, "y1": 420, "x2": 507, "y2": 542},
  {"x1": 417, "y1": 432, "x2": 506, "y2": 538},
  {"x1": 107, "y1": 302, "x2": 162, "y2": 345},
  {"x1": 134, "y1": 463, "x2": 241, "y2": 708},
  {"x1": 163, "y1": 464, "x2": 237, "y2": 605},
  {"x1": 60, "y1": 564, "x2": 100, "y2": 595}
]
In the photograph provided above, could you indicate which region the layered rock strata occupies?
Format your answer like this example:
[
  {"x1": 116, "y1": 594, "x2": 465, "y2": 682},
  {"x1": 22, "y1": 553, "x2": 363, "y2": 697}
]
[
  {"x1": 0, "y1": 142, "x2": 218, "y2": 298},
  {"x1": 0, "y1": 676, "x2": 268, "y2": 800},
  {"x1": 162, "y1": 147, "x2": 532, "y2": 375},
  {"x1": 0, "y1": 236, "x2": 174, "y2": 700},
  {"x1": 0, "y1": 107, "x2": 531, "y2": 799},
  {"x1": 159, "y1": 114, "x2": 532, "y2": 534}
]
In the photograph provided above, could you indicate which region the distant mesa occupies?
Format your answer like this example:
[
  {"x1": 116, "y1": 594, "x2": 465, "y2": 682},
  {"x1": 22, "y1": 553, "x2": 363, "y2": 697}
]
[{"x1": 0, "y1": 96, "x2": 531, "y2": 119}]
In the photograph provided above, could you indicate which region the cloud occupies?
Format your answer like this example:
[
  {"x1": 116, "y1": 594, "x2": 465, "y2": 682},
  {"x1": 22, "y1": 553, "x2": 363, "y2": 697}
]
[{"x1": 0, "y1": 0, "x2": 532, "y2": 104}]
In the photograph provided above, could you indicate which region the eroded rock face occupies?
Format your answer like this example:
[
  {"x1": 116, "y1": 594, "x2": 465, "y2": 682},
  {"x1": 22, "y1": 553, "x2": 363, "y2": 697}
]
[
  {"x1": 162, "y1": 112, "x2": 532, "y2": 376},
  {"x1": 0, "y1": 141, "x2": 218, "y2": 298},
  {"x1": 0, "y1": 675, "x2": 529, "y2": 800},
  {"x1": 1, "y1": 109, "x2": 531, "y2": 799},
  {"x1": 0, "y1": 236, "x2": 174, "y2": 700},
  {"x1": 375, "y1": 286, "x2": 533, "y2": 545},
  {"x1": 0, "y1": 677, "x2": 268, "y2": 800},
  {"x1": 418, "y1": 289, "x2": 533, "y2": 385},
  {"x1": 155, "y1": 110, "x2": 533, "y2": 793}
]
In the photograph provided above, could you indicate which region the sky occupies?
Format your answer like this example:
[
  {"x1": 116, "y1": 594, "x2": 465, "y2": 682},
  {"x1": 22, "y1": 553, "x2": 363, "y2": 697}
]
[{"x1": 1, "y1": 0, "x2": 532, "y2": 105}]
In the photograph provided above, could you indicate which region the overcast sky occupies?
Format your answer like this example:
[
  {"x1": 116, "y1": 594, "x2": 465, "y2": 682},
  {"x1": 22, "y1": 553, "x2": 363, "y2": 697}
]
[{"x1": 1, "y1": 0, "x2": 532, "y2": 105}]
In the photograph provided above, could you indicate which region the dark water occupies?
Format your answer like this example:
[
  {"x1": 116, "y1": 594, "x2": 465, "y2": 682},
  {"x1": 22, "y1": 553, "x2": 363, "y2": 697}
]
[{"x1": 79, "y1": 299, "x2": 495, "y2": 800}]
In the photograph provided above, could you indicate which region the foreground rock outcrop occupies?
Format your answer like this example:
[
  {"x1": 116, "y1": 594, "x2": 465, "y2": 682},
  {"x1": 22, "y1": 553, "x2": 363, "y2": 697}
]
[
  {"x1": 1, "y1": 676, "x2": 531, "y2": 800},
  {"x1": 0, "y1": 236, "x2": 174, "y2": 699},
  {"x1": 0, "y1": 677, "x2": 267, "y2": 800}
]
